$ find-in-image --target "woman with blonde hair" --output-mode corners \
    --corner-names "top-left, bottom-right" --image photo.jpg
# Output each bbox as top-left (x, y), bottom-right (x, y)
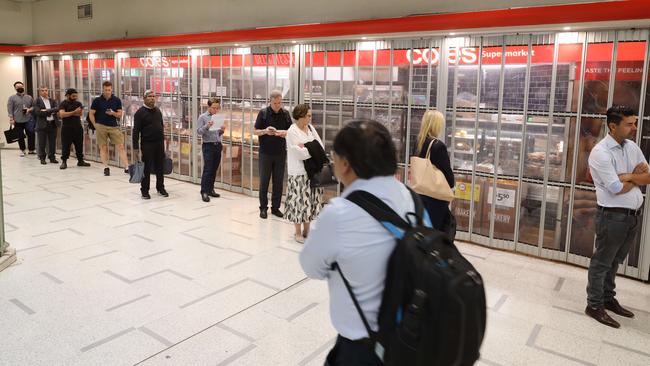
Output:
top-left (415, 109), bottom-right (455, 232)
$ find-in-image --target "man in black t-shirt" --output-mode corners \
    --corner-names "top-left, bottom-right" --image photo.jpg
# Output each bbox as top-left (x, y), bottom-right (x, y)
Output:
top-left (254, 90), bottom-right (292, 219)
top-left (58, 89), bottom-right (91, 169)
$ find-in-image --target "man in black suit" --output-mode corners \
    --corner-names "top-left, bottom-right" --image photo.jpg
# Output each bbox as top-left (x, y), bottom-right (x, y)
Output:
top-left (33, 86), bottom-right (59, 165)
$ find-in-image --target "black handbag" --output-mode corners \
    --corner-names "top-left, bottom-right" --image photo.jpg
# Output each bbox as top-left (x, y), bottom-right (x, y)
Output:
top-left (4, 126), bottom-right (25, 144)
top-left (310, 163), bottom-right (338, 188)
top-left (163, 153), bottom-right (173, 175)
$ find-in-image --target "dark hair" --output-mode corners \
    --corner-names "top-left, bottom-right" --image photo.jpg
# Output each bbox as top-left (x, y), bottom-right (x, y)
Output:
top-left (606, 105), bottom-right (636, 129)
top-left (13, 81), bottom-right (23, 87)
top-left (207, 98), bottom-right (221, 107)
top-left (102, 81), bottom-right (113, 88)
top-left (292, 104), bottom-right (310, 120)
top-left (333, 119), bottom-right (397, 179)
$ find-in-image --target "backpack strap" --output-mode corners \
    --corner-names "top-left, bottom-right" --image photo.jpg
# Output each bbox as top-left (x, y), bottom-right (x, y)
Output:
top-left (346, 190), bottom-right (411, 239)
top-left (330, 262), bottom-right (376, 342)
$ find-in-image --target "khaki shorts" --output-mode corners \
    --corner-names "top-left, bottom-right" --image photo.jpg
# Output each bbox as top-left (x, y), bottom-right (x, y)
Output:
top-left (95, 124), bottom-right (124, 146)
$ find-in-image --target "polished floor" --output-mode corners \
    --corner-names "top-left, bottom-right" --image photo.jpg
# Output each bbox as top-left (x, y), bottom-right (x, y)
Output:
top-left (0, 150), bottom-right (649, 366)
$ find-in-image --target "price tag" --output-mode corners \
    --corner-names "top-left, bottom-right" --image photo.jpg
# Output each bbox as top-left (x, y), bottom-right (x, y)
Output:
top-left (487, 187), bottom-right (516, 208)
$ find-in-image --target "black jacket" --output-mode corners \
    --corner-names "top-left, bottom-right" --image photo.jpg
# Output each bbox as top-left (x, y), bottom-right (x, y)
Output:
top-left (33, 97), bottom-right (60, 130)
top-left (304, 140), bottom-right (328, 180)
top-left (132, 106), bottom-right (164, 149)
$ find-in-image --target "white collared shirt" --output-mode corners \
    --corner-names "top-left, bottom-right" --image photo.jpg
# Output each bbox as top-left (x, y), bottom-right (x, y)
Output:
top-left (299, 175), bottom-right (415, 340)
top-left (286, 123), bottom-right (323, 176)
top-left (43, 98), bottom-right (54, 121)
top-left (588, 134), bottom-right (647, 209)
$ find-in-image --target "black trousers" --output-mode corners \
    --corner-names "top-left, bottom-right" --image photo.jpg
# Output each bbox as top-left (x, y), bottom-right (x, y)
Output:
top-left (201, 142), bottom-right (222, 194)
top-left (259, 151), bottom-right (286, 210)
top-left (61, 123), bottom-right (85, 160)
top-left (141, 141), bottom-right (165, 193)
top-left (325, 336), bottom-right (382, 366)
top-left (36, 123), bottom-right (57, 160)
top-left (14, 122), bottom-right (36, 152)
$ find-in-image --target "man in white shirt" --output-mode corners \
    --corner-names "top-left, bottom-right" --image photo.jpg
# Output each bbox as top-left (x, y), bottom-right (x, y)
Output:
top-left (586, 105), bottom-right (650, 328)
top-left (300, 120), bottom-right (411, 365)
top-left (33, 86), bottom-right (59, 165)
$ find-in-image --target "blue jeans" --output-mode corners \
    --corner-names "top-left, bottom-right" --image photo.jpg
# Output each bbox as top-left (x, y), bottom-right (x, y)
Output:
top-left (586, 209), bottom-right (639, 308)
top-left (201, 142), bottom-right (222, 194)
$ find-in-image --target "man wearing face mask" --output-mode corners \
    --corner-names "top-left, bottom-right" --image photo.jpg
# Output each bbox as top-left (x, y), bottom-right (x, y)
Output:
top-left (6, 81), bottom-right (35, 156)
top-left (58, 88), bottom-right (91, 169)
top-left (133, 90), bottom-right (168, 199)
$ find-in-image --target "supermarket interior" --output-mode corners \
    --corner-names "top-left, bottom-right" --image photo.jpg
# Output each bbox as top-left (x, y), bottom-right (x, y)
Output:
top-left (1, 0), bottom-right (650, 365)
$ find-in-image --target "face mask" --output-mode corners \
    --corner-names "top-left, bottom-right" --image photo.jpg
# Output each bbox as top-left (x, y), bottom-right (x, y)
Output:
top-left (16, 88), bottom-right (24, 94)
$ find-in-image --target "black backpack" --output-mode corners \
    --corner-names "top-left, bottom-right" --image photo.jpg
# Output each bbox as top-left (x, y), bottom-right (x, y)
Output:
top-left (332, 188), bottom-right (486, 366)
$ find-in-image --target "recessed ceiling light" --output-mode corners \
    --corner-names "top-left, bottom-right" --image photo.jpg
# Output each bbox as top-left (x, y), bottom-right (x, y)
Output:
top-left (292, 40), bottom-right (297, 44)
top-left (10, 53), bottom-right (14, 56)
top-left (563, 26), bottom-right (571, 31)
top-left (449, 32), bottom-right (456, 36)
top-left (37, 54), bottom-right (41, 56)
top-left (234, 44), bottom-right (240, 46)
top-left (361, 37), bottom-right (368, 40)
top-left (187, 46), bottom-right (192, 49)
top-left (84, 51), bottom-right (88, 54)
top-left (148, 48), bottom-right (152, 51)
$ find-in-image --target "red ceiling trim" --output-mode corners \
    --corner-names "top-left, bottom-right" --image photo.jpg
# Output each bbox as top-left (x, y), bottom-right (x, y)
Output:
top-left (0, 45), bottom-right (24, 53)
top-left (16, 0), bottom-right (650, 54)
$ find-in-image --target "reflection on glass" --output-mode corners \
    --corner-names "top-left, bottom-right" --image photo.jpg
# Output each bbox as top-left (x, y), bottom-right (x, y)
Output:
top-left (518, 182), bottom-right (543, 246)
top-left (569, 189), bottom-right (598, 257)
top-left (575, 118), bottom-right (606, 185)
top-left (451, 111), bottom-right (477, 171)
top-left (451, 174), bottom-right (474, 233)
top-left (541, 186), bottom-right (567, 251)
top-left (488, 179), bottom-right (519, 241)
top-left (472, 177), bottom-right (490, 238)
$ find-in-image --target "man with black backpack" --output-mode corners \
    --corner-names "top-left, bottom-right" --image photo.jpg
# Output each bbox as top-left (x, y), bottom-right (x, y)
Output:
top-left (300, 119), bottom-right (486, 366)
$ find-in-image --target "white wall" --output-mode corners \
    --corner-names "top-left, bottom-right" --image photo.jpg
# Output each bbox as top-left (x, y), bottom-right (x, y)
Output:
top-left (0, 56), bottom-right (25, 146)
top-left (0, 0), bottom-right (32, 44)
top-left (29, 0), bottom-right (609, 44)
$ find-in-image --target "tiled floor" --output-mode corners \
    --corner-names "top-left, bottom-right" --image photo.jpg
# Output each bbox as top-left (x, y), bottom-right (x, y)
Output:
top-left (1, 150), bottom-right (649, 366)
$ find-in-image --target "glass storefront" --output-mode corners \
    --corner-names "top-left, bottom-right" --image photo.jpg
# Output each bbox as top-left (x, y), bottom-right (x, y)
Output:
top-left (31, 29), bottom-right (650, 280)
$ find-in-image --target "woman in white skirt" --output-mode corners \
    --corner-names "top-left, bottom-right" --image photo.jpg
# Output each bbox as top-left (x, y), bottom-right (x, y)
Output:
top-left (285, 104), bottom-right (325, 243)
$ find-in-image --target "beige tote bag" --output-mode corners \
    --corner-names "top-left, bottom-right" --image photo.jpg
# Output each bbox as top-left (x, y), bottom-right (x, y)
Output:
top-left (408, 140), bottom-right (455, 202)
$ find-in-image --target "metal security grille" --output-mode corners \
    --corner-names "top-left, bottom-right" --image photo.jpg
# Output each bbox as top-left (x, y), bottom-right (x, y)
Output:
top-left (31, 29), bottom-right (650, 281)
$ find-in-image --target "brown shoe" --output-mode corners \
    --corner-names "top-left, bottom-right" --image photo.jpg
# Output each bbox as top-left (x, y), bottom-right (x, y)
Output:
top-left (605, 299), bottom-right (635, 318)
top-left (585, 306), bottom-right (620, 328)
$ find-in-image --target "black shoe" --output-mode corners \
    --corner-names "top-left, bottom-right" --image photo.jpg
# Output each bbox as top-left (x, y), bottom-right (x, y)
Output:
top-left (605, 299), bottom-right (635, 318)
top-left (124, 168), bottom-right (129, 174)
top-left (208, 190), bottom-right (220, 198)
top-left (260, 209), bottom-right (268, 219)
top-left (28, 151), bottom-right (36, 155)
top-left (50, 158), bottom-right (59, 164)
top-left (40, 159), bottom-right (47, 165)
top-left (157, 189), bottom-right (169, 197)
top-left (104, 167), bottom-right (110, 176)
top-left (585, 306), bottom-right (620, 328)
top-left (201, 193), bottom-right (210, 202)
top-left (60, 160), bottom-right (67, 170)
top-left (271, 209), bottom-right (284, 218)
top-left (77, 160), bottom-right (90, 167)
top-left (141, 191), bottom-right (151, 200)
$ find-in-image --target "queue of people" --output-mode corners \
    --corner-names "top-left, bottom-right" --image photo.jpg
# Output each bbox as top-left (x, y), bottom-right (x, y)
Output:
top-left (6, 79), bottom-right (649, 364)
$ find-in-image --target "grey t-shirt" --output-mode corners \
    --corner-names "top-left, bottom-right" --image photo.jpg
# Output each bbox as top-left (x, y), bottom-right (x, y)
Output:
top-left (7, 93), bottom-right (34, 123)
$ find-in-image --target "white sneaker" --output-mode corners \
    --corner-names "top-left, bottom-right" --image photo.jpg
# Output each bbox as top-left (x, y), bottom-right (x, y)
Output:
top-left (20, 151), bottom-right (26, 157)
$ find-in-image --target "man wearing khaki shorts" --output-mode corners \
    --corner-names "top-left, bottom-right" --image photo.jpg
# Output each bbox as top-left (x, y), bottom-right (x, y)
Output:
top-left (89, 81), bottom-right (129, 176)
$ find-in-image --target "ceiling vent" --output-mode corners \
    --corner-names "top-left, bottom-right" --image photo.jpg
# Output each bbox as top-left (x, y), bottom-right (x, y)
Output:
top-left (77, 4), bottom-right (92, 19)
